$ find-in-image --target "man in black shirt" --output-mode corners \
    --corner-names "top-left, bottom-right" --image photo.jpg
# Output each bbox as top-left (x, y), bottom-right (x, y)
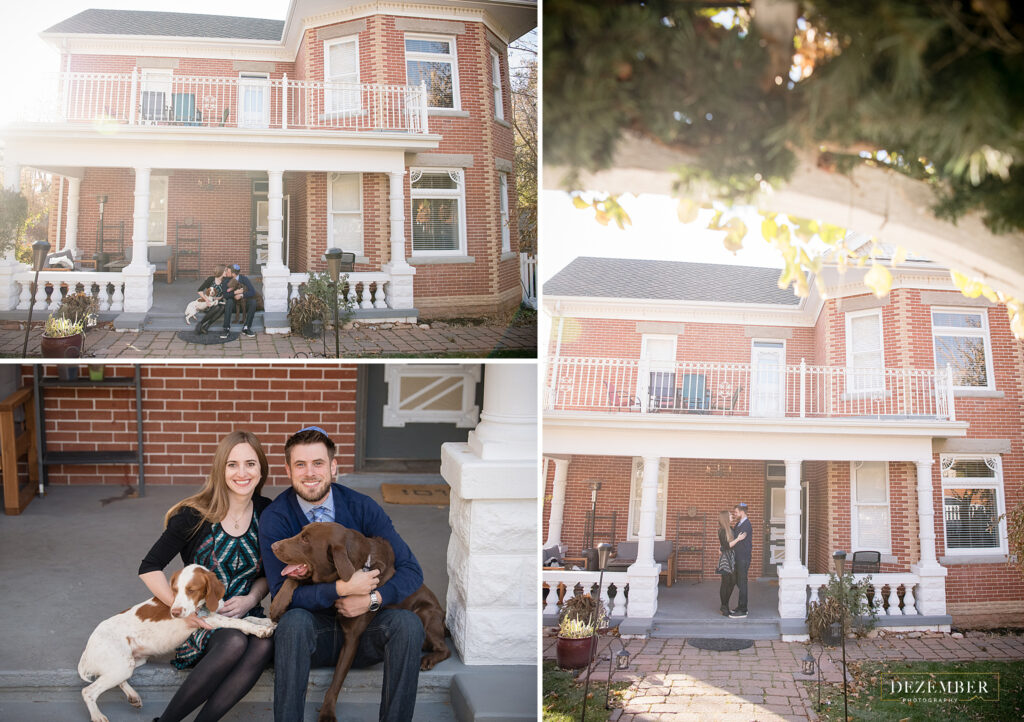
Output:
top-left (220, 263), bottom-right (259, 338)
top-left (730, 502), bottom-right (753, 618)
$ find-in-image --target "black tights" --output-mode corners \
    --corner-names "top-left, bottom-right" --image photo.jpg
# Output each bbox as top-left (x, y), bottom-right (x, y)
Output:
top-left (158, 628), bottom-right (273, 722)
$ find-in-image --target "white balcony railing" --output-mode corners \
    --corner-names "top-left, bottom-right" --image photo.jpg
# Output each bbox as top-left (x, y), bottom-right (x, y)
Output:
top-left (287, 272), bottom-right (393, 311)
top-left (15, 71), bottom-right (429, 134)
top-left (807, 573), bottom-right (922, 616)
top-left (542, 569), bottom-right (630, 619)
top-left (546, 357), bottom-right (956, 421)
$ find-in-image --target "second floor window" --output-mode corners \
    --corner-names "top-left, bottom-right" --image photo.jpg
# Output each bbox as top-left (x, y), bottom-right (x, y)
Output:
top-left (846, 308), bottom-right (885, 392)
top-left (932, 308), bottom-right (995, 390)
top-left (490, 47), bottom-right (504, 120)
top-left (329, 173), bottom-right (363, 256)
top-left (405, 35), bottom-right (459, 109)
top-left (411, 169), bottom-right (466, 255)
top-left (325, 37), bottom-right (360, 112)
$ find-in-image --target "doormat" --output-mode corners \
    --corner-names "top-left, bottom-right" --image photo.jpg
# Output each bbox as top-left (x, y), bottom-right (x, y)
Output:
top-left (686, 638), bottom-right (755, 651)
top-left (177, 330), bottom-right (239, 344)
top-left (380, 484), bottom-right (450, 505)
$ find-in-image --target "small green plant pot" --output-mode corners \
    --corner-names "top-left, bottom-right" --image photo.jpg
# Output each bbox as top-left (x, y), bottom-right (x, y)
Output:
top-left (88, 364), bottom-right (105, 381)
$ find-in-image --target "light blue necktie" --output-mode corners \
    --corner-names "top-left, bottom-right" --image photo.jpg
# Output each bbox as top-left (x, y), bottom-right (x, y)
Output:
top-left (309, 505), bottom-right (331, 523)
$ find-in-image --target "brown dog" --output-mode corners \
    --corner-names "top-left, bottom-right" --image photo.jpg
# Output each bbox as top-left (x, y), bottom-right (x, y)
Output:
top-left (268, 522), bottom-right (449, 721)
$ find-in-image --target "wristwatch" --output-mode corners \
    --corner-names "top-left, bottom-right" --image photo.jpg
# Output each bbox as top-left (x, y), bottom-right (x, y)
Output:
top-left (368, 591), bottom-right (381, 612)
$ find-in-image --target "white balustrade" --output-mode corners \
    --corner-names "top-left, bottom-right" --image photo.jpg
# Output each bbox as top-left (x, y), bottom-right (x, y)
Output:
top-left (806, 573), bottom-right (921, 616)
top-left (542, 570), bottom-right (630, 619)
top-left (546, 357), bottom-right (956, 421)
top-left (14, 272), bottom-right (125, 314)
top-left (287, 272), bottom-right (394, 311)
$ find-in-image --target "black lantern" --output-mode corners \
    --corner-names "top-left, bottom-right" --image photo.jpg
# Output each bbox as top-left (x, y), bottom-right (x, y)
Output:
top-left (604, 639), bottom-right (631, 709)
top-left (22, 239), bottom-right (51, 358)
top-left (801, 648), bottom-right (816, 676)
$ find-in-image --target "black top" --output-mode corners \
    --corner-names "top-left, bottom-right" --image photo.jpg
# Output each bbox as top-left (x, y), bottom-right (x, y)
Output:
top-left (139, 495), bottom-right (272, 574)
top-left (733, 516), bottom-right (753, 563)
top-left (718, 527), bottom-right (732, 553)
top-left (197, 276), bottom-right (223, 294)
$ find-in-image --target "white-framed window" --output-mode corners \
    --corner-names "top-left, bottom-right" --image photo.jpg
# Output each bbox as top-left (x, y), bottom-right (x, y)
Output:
top-left (941, 455), bottom-right (1007, 556)
top-left (405, 34), bottom-right (460, 109)
top-left (238, 72), bottom-right (270, 128)
top-left (628, 457), bottom-right (669, 540)
top-left (846, 308), bottom-right (885, 392)
top-left (499, 172), bottom-right (510, 253)
top-left (850, 461), bottom-right (891, 554)
top-left (324, 36), bottom-right (360, 112)
top-left (140, 69), bottom-right (172, 123)
top-left (931, 308), bottom-right (996, 390)
top-left (410, 168), bottom-right (466, 255)
top-left (489, 47), bottom-right (504, 120)
top-left (382, 364), bottom-right (480, 428)
top-left (639, 334), bottom-right (677, 409)
top-left (147, 175), bottom-right (168, 245)
top-left (328, 173), bottom-right (363, 256)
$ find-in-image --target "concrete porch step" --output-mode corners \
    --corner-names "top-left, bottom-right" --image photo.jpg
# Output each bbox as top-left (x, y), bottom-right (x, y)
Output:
top-left (650, 619), bottom-right (782, 639)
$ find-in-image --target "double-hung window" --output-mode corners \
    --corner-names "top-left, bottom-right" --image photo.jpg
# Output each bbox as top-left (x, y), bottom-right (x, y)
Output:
top-left (941, 456), bottom-right (1007, 556)
top-left (850, 461), bottom-right (891, 554)
top-left (931, 308), bottom-right (995, 390)
top-left (410, 169), bottom-right (466, 255)
top-left (846, 308), bottom-right (885, 393)
top-left (405, 35), bottom-right (459, 110)
top-left (628, 457), bottom-right (669, 540)
top-left (324, 36), bottom-right (360, 113)
top-left (490, 47), bottom-right (504, 120)
top-left (499, 172), bottom-right (511, 254)
top-left (328, 173), bottom-right (363, 256)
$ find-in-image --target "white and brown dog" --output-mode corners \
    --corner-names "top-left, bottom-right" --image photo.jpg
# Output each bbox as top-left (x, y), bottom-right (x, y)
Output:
top-left (78, 564), bottom-right (275, 722)
top-left (184, 286), bottom-right (223, 325)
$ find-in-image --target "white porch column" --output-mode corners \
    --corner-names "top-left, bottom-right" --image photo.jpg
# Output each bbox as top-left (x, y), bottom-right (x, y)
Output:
top-left (122, 167), bottom-right (153, 313)
top-left (261, 169), bottom-right (290, 321)
top-left (0, 161), bottom-right (24, 311)
top-left (381, 171), bottom-right (415, 310)
top-left (911, 457), bottom-right (948, 618)
top-left (777, 458), bottom-right (810, 627)
top-left (65, 177), bottom-right (81, 257)
top-left (543, 456), bottom-right (570, 549)
top-left (626, 456), bottom-right (661, 619)
top-left (440, 364), bottom-right (536, 665)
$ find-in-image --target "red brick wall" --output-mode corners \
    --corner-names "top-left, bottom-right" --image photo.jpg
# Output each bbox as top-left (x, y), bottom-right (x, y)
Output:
top-left (21, 364), bottom-right (357, 487)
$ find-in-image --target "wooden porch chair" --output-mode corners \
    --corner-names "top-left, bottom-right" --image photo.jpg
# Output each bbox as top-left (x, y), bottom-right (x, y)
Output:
top-left (1, 386), bottom-right (39, 515)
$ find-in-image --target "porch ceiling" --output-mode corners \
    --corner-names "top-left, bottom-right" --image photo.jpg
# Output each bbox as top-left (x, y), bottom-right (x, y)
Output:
top-left (543, 412), bottom-right (968, 461)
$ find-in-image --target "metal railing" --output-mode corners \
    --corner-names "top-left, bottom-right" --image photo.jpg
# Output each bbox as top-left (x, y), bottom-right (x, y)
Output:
top-left (546, 357), bottom-right (956, 421)
top-left (18, 71), bottom-right (429, 134)
top-left (520, 253), bottom-right (537, 309)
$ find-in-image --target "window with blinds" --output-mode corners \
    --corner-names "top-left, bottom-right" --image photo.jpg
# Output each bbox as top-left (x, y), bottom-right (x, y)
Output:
top-left (941, 456), bottom-right (1005, 554)
top-left (325, 37), bottom-right (360, 112)
top-left (405, 35), bottom-right (459, 109)
top-left (846, 309), bottom-right (885, 392)
top-left (932, 309), bottom-right (994, 389)
top-left (628, 457), bottom-right (668, 539)
top-left (328, 173), bottom-right (362, 255)
top-left (411, 170), bottom-right (465, 254)
top-left (851, 461), bottom-right (891, 553)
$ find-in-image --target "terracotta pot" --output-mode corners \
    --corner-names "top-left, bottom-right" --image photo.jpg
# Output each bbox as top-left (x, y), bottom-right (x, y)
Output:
top-left (556, 635), bottom-right (598, 670)
top-left (40, 333), bottom-right (84, 360)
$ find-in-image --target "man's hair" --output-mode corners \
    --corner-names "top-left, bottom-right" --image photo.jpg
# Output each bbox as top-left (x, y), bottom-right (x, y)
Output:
top-left (733, 503), bottom-right (748, 513)
top-left (284, 426), bottom-right (336, 465)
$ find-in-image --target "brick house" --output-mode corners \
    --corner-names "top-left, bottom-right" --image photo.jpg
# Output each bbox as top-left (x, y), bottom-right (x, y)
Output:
top-left (541, 255), bottom-right (1024, 639)
top-left (0, 1), bottom-right (535, 327)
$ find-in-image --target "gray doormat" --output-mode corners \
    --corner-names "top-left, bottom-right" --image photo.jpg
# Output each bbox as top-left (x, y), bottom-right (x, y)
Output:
top-left (686, 638), bottom-right (755, 651)
top-left (177, 330), bottom-right (239, 344)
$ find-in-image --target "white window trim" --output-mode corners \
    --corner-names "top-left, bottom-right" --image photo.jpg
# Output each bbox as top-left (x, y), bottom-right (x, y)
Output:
top-left (382, 364), bottom-right (480, 428)
top-left (148, 175), bottom-right (168, 246)
top-left (490, 47), bottom-right (504, 120)
top-left (499, 172), bottom-right (510, 254)
top-left (410, 167), bottom-right (467, 256)
top-left (638, 333), bottom-right (677, 409)
top-left (404, 33), bottom-right (461, 110)
top-left (324, 35), bottom-right (361, 114)
top-left (237, 71), bottom-right (270, 129)
top-left (327, 172), bottom-right (364, 257)
top-left (750, 339), bottom-right (786, 417)
top-left (627, 457), bottom-right (669, 540)
top-left (845, 308), bottom-right (886, 393)
top-left (931, 306), bottom-right (996, 391)
top-left (849, 461), bottom-right (892, 556)
top-left (940, 454), bottom-right (1008, 556)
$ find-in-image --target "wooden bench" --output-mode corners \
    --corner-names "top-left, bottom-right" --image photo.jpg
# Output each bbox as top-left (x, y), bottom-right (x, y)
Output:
top-left (1, 386), bottom-right (39, 515)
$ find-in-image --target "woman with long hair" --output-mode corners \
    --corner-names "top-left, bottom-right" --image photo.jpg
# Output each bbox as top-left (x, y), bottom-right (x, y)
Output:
top-left (139, 430), bottom-right (274, 721)
top-left (717, 510), bottom-right (748, 616)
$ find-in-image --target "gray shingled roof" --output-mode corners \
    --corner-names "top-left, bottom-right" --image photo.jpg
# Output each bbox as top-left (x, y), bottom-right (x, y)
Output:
top-left (44, 9), bottom-right (284, 41)
top-left (544, 257), bottom-right (802, 306)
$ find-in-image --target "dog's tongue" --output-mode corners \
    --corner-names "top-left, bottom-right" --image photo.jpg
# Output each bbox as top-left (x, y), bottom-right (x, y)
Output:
top-left (281, 564), bottom-right (307, 578)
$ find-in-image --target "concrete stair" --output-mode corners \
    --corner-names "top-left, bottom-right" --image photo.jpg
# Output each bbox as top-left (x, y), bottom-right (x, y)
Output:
top-left (650, 617), bottom-right (781, 639)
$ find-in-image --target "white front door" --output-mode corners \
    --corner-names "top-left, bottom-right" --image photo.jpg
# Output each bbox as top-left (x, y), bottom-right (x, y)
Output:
top-left (639, 335), bottom-right (676, 411)
top-left (751, 340), bottom-right (785, 416)
top-left (238, 73), bottom-right (270, 128)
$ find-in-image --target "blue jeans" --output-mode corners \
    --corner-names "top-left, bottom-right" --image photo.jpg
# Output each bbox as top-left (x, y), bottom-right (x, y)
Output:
top-left (734, 556), bottom-right (750, 613)
top-left (273, 607), bottom-right (424, 722)
top-left (222, 295), bottom-right (256, 331)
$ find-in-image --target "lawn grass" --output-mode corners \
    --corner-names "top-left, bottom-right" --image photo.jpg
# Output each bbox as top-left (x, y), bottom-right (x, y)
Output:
top-left (542, 660), bottom-right (630, 722)
top-left (808, 659), bottom-right (1024, 721)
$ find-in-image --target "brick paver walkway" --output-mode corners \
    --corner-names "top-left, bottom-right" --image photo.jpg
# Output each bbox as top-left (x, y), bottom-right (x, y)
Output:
top-left (0, 321), bottom-right (536, 359)
top-left (543, 631), bottom-right (1024, 721)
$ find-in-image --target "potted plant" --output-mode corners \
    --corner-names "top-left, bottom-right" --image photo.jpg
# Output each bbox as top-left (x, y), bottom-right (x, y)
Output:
top-left (555, 594), bottom-right (607, 670)
top-left (806, 571), bottom-right (878, 646)
top-left (287, 292), bottom-right (330, 339)
top-left (40, 291), bottom-right (99, 377)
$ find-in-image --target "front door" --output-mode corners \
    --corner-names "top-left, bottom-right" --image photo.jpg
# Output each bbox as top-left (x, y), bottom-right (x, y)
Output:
top-left (238, 73), bottom-right (270, 128)
top-left (751, 340), bottom-right (785, 417)
top-left (763, 461), bottom-right (808, 577)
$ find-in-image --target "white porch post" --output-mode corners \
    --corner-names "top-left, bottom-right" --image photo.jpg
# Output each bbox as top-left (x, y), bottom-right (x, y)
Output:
top-left (777, 458), bottom-right (809, 626)
top-left (0, 161), bottom-right (24, 311)
top-left (65, 177), bottom-right (81, 257)
top-left (440, 364), bottom-right (536, 664)
top-left (261, 169), bottom-right (290, 320)
top-left (626, 456), bottom-right (661, 619)
top-left (122, 166), bottom-right (153, 313)
top-left (543, 457), bottom-right (570, 550)
top-left (381, 170), bottom-right (415, 311)
top-left (911, 457), bottom-right (948, 618)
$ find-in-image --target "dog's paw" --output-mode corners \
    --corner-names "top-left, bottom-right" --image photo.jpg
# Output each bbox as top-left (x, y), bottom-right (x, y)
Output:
top-left (127, 693), bottom-right (142, 708)
top-left (316, 710), bottom-right (337, 722)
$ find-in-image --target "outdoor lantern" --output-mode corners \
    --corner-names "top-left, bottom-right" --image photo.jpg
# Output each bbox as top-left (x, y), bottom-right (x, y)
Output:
top-left (605, 640), bottom-right (631, 710)
top-left (615, 647), bottom-right (630, 671)
top-left (801, 649), bottom-right (816, 676)
top-left (595, 542), bottom-right (613, 571)
top-left (31, 239), bottom-right (50, 271)
top-left (833, 550), bottom-right (847, 577)
top-left (22, 239), bottom-right (51, 358)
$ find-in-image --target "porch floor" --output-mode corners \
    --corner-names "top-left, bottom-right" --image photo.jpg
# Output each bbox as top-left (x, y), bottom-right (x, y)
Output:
top-left (649, 578), bottom-right (782, 639)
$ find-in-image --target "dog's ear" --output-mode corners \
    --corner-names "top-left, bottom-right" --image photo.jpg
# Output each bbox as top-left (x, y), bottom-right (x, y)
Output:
top-left (369, 537), bottom-right (396, 586)
top-left (328, 526), bottom-right (369, 582)
top-left (169, 568), bottom-right (182, 597)
top-left (203, 569), bottom-right (226, 612)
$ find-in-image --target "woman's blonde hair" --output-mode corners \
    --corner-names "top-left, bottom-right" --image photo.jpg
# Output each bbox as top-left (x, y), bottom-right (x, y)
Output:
top-left (718, 510), bottom-right (734, 543)
top-left (165, 430), bottom-right (269, 529)
top-left (211, 263), bottom-right (226, 279)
